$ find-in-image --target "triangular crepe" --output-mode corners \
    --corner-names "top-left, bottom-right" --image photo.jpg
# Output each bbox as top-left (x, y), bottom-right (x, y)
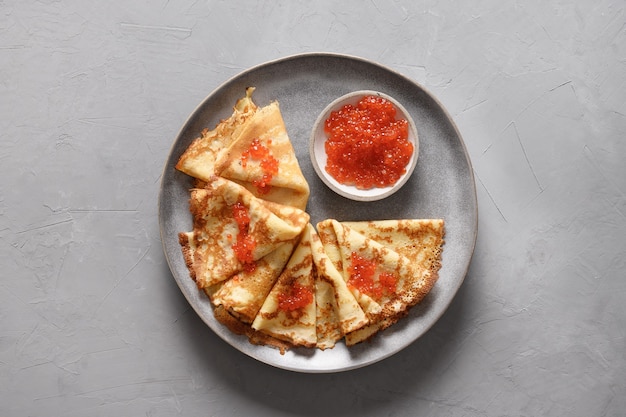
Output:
top-left (310, 224), bottom-right (368, 349)
top-left (337, 219), bottom-right (445, 345)
top-left (341, 219), bottom-right (445, 270)
top-left (179, 176), bottom-right (309, 289)
top-left (316, 219), bottom-right (444, 346)
top-left (316, 221), bottom-right (383, 319)
top-left (214, 101), bottom-right (310, 210)
top-left (208, 238), bottom-right (299, 324)
top-left (176, 88), bottom-right (310, 210)
top-left (252, 224), bottom-right (317, 348)
top-left (176, 87), bottom-right (258, 182)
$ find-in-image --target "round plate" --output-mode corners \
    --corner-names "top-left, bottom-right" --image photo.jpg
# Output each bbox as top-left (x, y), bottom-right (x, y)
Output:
top-left (159, 52), bottom-right (477, 373)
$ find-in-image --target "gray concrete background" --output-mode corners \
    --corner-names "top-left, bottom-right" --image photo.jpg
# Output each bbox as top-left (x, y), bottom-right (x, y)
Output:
top-left (1, 1), bottom-right (625, 416)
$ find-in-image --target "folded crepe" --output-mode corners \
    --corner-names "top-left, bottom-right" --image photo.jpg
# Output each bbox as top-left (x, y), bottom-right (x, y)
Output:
top-left (310, 224), bottom-right (368, 350)
top-left (179, 176), bottom-right (309, 289)
top-left (176, 87), bottom-right (258, 182)
top-left (208, 238), bottom-right (299, 324)
top-left (176, 88), bottom-right (310, 210)
top-left (341, 219), bottom-right (445, 270)
top-left (316, 219), bottom-right (444, 346)
top-left (252, 224), bottom-right (317, 348)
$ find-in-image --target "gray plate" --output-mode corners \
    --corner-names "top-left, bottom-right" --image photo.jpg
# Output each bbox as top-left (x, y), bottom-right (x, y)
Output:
top-left (158, 52), bottom-right (477, 373)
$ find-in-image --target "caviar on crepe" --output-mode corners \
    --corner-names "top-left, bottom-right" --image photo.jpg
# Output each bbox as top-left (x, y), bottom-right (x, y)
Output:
top-left (231, 202), bottom-right (256, 272)
top-left (241, 138), bottom-right (279, 195)
top-left (348, 252), bottom-right (397, 300)
top-left (278, 282), bottom-right (314, 311)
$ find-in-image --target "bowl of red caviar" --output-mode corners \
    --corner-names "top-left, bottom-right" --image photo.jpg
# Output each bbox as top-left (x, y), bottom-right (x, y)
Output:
top-left (309, 90), bottom-right (419, 201)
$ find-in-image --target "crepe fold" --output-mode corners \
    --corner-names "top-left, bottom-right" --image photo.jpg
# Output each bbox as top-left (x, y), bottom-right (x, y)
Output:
top-left (176, 88), bottom-right (310, 210)
top-left (316, 219), bottom-right (444, 345)
top-left (179, 176), bottom-right (309, 289)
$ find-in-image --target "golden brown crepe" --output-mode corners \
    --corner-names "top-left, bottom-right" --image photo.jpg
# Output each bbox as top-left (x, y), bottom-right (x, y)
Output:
top-left (310, 224), bottom-right (368, 349)
top-left (342, 219), bottom-right (445, 270)
top-left (252, 224), bottom-right (317, 348)
top-left (208, 238), bottom-right (299, 324)
top-left (179, 176), bottom-right (309, 289)
top-left (316, 219), bottom-right (444, 346)
top-left (214, 101), bottom-right (310, 210)
top-left (176, 88), bottom-right (258, 182)
top-left (315, 220), bottom-right (383, 319)
top-left (176, 88), bottom-right (310, 210)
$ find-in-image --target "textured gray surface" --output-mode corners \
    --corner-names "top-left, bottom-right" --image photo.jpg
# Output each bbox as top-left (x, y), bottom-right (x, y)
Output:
top-left (1, 1), bottom-right (625, 416)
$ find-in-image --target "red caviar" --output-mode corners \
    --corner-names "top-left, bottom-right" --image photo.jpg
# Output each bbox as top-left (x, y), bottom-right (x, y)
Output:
top-left (231, 202), bottom-right (256, 272)
top-left (378, 271), bottom-right (398, 296)
top-left (241, 138), bottom-right (279, 195)
top-left (348, 252), bottom-right (397, 299)
top-left (278, 282), bottom-right (314, 311)
top-left (324, 95), bottom-right (413, 189)
top-left (232, 202), bottom-right (250, 234)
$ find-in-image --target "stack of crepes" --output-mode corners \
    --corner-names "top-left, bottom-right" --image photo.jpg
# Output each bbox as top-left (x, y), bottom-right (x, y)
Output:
top-left (176, 88), bottom-right (445, 353)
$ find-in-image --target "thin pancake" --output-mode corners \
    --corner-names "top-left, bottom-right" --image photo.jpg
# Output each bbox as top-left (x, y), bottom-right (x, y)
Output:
top-left (342, 219), bottom-right (445, 271)
top-left (316, 220), bottom-right (382, 319)
top-left (316, 219), bottom-right (444, 346)
top-left (330, 219), bottom-right (445, 346)
top-left (176, 87), bottom-right (258, 182)
top-left (252, 224), bottom-right (317, 348)
top-left (209, 238), bottom-right (299, 324)
top-left (179, 176), bottom-right (309, 288)
top-left (215, 101), bottom-right (310, 210)
top-left (310, 224), bottom-right (368, 349)
top-left (176, 88), bottom-right (309, 210)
